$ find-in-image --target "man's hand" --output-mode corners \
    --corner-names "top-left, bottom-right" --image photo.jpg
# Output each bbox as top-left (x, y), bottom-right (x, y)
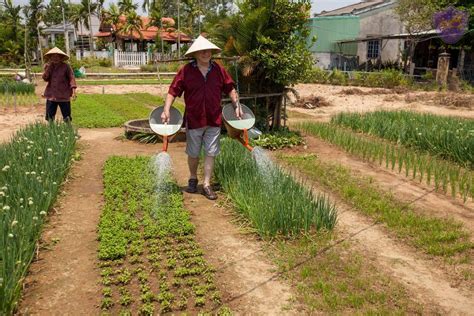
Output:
top-left (161, 109), bottom-right (170, 124)
top-left (235, 107), bottom-right (243, 119)
top-left (234, 102), bottom-right (243, 119)
top-left (71, 88), bottom-right (77, 101)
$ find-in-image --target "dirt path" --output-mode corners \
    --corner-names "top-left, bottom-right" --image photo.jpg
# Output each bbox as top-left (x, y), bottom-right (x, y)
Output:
top-left (0, 106), bottom-right (43, 143)
top-left (336, 204), bottom-right (473, 315)
top-left (19, 128), bottom-right (295, 315)
top-left (171, 155), bottom-right (296, 314)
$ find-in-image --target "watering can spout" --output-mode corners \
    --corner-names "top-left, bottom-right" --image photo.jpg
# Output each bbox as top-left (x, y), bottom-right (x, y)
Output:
top-left (149, 106), bottom-right (183, 152)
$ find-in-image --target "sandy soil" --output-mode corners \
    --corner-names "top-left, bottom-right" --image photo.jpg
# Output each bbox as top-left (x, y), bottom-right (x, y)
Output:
top-left (293, 84), bottom-right (474, 121)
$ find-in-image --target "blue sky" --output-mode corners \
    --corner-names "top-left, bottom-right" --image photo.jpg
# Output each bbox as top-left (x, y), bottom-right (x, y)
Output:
top-left (12, 0), bottom-right (361, 16)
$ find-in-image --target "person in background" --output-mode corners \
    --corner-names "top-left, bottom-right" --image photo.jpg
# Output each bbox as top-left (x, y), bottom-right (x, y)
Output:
top-left (42, 47), bottom-right (77, 122)
top-left (161, 35), bottom-right (242, 200)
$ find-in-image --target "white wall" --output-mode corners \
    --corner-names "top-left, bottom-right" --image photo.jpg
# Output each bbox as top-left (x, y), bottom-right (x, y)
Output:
top-left (357, 7), bottom-right (404, 64)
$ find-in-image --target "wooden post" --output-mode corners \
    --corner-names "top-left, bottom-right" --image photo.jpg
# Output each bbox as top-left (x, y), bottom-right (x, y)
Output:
top-left (436, 52), bottom-right (450, 86)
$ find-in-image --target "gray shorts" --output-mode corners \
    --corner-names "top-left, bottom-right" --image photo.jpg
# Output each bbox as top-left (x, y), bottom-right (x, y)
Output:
top-left (186, 126), bottom-right (221, 158)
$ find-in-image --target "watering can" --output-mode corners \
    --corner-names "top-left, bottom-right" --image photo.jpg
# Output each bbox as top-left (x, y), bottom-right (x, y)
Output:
top-left (149, 106), bottom-right (183, 152)
top-left (222, 103), bottom-right (258, 151)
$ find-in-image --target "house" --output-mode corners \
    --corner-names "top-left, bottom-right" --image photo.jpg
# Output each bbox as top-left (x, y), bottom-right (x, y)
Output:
top-left (309, 0), bottom-right (404, 69)
top-left (95, 16), bottom-right (192, 53)
top-left (40, 22), bottom-right (76, 53)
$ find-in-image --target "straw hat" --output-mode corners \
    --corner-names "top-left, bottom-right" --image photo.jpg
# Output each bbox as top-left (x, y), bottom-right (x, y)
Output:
top-left (44, 47), bottom-right (69, 61)
top-left (184, 35), bottom-right (221, 57)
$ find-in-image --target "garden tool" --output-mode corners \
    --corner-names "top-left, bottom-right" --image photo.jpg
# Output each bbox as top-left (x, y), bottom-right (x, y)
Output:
top-left (222, 102), bottom-right (256, 151)
top-left (149, 106), bottom-right (183, 152)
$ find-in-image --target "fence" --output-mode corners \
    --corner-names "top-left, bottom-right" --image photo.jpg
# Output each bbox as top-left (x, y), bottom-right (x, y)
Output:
top-left (114, 51), bottom-right (151, 67)
top-left (76, 50), bottom-right (111, 60)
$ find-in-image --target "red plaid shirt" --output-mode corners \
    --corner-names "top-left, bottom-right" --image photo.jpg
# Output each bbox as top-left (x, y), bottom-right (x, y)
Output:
top-left (168, 61), bottom-right (235, 129)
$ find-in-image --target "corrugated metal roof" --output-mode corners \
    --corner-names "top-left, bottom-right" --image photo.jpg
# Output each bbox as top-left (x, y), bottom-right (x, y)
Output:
top-left (317, 0), bottom-right (386, 17)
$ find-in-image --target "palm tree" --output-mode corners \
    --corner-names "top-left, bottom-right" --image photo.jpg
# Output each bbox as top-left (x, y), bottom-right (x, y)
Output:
top-left (121, 10), bottom-right (142, 51)
top-left (147, 5), bottom-right (166, 56)
top-left (182, 0), bottom-right (202, 36)
top-left (25, 0), bottom-right (45, 64)
top-left (118, 0), bottom-right (138, 14)
top-left (100, 3), bottom-right (121, 48)
top-left (2, 0), bottom-right (22, 43)
top-left (70, 5), bottom-right (87, 57)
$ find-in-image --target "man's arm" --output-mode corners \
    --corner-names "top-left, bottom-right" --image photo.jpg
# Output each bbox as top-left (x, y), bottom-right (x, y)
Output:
top-left (229, 88), bottom-right (242, 118)
top-left (161, 93), bottom-right (176, 123)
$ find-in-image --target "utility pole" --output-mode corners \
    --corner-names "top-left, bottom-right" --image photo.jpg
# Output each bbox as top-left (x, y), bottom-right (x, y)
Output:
top-left (60, 1), bottom-right (70, 56)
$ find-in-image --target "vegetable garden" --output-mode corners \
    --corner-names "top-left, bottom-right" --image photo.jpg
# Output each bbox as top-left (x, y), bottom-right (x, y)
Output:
top-left (1, 86), bottom-right (473, 314)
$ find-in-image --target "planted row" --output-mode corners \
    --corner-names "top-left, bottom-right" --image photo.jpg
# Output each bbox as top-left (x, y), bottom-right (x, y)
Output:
top-left (0, 80), bottom-right (35, 95)
top-left (279, 154), bottom-right (473, 258)
top-left (296, 121), bottom-right (474, 201)
top-left (73, 93), bottom-right (164, 128)
top-left (0, 122), bottom-right (77, 314)
top-left (98, 156), bottom-right (229, 314)
top-left (214, 139), bottom-right (337, 236)
top-left (332, 111), bottom-right (474, 168)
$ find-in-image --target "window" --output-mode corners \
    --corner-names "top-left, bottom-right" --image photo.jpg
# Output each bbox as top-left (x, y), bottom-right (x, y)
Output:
top-left (367, 40), bottom-right (380, 59)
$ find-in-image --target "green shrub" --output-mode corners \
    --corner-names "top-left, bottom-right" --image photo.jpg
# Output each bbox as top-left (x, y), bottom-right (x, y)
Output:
top-left (251, 128), bottom-right (305, 150)
top-left (305, 67), bottom-right (329, 83)
top-left (328, 69), bottom-right (347, 85)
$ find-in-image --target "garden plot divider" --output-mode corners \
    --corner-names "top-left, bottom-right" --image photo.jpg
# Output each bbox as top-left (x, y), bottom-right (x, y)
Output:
top-left (0, 122), bottom-right (77, 314)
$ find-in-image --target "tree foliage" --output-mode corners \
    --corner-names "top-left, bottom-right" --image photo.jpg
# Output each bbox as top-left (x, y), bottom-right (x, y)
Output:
top-left (396, 0), bottom-right (473, 46)
top-left (208, 0), bottom-right (314, 92)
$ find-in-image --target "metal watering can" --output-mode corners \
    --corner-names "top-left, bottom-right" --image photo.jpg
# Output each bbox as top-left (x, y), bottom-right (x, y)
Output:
top-left (222, 103), bottom-right (260, 151)
top-left (149, 106), bottom-right (183, 152)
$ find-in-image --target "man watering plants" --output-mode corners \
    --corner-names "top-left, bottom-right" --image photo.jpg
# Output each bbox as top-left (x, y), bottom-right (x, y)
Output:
top-left (161, 35), bottom-right (242, 200)
top-left (42, 47), bottom-right (77, 122)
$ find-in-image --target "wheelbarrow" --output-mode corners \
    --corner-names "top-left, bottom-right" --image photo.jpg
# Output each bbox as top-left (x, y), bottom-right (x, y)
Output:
top-left (222, 103), bottom-right (259, 151)
top-left (149, 106), bottom-right (183, 152)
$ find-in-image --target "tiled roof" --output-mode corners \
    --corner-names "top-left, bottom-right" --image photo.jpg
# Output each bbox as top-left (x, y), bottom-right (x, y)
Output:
top-left (96, 15), bottom-right (191, 42)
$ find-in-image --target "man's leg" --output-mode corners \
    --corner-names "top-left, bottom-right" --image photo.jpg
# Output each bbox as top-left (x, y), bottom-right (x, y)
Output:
top-left (188, 156), bottom-right (199, 180)
top-left (201, 127), bottom-right (220, 200)
top-left (185, 127), bottom-right (204, 193)
top-left (203, 155), bottom-right (215, 187)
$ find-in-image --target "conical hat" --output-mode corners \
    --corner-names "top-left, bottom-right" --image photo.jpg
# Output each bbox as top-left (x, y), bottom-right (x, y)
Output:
top-left (184, 35), bottom-right (221, 57)
top-left (44, 47), bottom-right (69, 60)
